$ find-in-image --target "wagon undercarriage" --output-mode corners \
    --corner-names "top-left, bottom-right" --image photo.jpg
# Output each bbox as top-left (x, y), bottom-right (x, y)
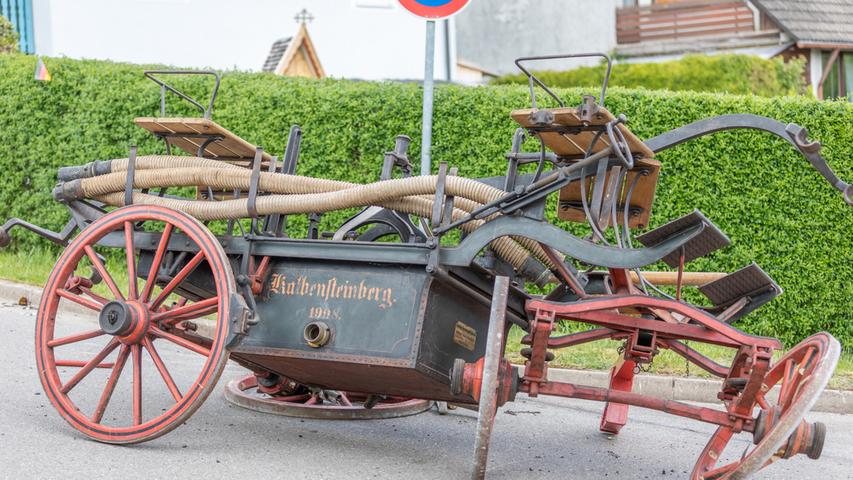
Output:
top-left (5, 57), bottom-right (851, 479)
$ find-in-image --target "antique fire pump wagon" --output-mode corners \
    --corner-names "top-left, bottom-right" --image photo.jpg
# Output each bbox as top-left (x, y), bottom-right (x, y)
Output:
top-left (4, 54), bottom-right (851, 479)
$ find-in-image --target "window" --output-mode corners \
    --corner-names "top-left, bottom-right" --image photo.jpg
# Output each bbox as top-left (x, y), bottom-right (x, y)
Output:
top-left (821, 51), bottom-right (853, 101)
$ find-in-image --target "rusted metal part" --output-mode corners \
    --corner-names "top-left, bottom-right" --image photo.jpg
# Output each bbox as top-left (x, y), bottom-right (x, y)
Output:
top-left (538, 242), bottom-right (586, 297)
top-left (527, 295), bottom-right (782, 350)
top-left (471, 276), bottom-right (510, 480)
top-left (521, 308), bottom-right (555, 398)
top-left (523, 327), bottom-right (628, 350)
top-left (250, 256), bottom-right (272, 295)
top-left (523, 380), bottom-right (747, 433)
top-left (659, 339), bottom-right (729, 378)
top-left (599, 356), bottom-right (636, 434)
top-left (224, 374), bottom-right (433, 420)
top-left (452, 355), bottom-right (517, 407)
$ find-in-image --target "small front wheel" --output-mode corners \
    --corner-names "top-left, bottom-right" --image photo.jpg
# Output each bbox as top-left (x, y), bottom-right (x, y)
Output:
top-left (691, 332), bottom-right (839, 479)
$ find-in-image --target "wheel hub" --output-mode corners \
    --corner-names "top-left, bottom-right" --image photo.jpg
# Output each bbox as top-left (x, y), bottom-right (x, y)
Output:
top-left (754, 404), bottom-right (827, 460)
top-left (98, 300), bottom-right (150, 344)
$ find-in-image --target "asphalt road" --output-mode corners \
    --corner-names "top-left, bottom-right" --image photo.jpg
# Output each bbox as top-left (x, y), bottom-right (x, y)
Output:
top-left (1, 302), bottom-right (851, 480)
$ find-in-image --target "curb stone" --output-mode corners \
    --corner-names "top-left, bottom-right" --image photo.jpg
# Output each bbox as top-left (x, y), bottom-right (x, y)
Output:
top-left (1, 278), bottom-right (849, 414)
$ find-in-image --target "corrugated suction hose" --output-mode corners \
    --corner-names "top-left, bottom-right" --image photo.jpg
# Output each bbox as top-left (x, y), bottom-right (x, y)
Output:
top-left (61, 156), bottom-right (558, 283)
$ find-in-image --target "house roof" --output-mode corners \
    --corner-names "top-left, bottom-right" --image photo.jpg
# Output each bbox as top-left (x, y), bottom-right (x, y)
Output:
top-left (752, 0), bottom-right (853, 48)
top-left (262, 37), bottom-right (293, 73)
top-left (261, 23), bottom-right (325, 78)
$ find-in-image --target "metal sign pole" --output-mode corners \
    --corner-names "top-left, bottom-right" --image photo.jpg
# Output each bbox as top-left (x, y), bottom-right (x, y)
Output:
top-left (420, 20), bottom-right (436, 176)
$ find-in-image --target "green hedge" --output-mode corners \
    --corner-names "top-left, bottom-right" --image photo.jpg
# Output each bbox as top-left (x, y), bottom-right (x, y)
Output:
top-left (493, 54), bottom-right (807, 97)
top-left (0, 54), bottom-right (851, 348)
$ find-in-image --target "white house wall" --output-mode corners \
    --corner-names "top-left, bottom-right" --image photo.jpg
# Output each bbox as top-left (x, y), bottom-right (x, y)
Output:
top-left (454, 0), bottom-right (619, 76)
top-left (30, 0), bottom-right (453, 80)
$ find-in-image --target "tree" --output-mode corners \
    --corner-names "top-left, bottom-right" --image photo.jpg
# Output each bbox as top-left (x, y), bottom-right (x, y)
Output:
top-left (0, 14), bottom-right (19, 54)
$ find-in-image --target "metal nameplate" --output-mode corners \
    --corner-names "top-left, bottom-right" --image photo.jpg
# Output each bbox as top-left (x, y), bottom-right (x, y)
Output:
top-left (453, 321), bottom-right (477, 351)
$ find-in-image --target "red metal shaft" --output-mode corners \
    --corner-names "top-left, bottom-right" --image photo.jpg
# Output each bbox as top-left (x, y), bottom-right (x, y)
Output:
top-left (522, 380), bottom-right (751, 433)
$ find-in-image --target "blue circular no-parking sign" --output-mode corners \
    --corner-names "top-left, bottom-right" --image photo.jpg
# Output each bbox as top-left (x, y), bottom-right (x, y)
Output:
top-left (398, 0), bottom-right (471, 19)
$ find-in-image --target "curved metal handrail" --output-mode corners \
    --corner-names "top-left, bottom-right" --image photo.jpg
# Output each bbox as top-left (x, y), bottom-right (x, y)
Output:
top-left (143, 70), bottom-right (221, 119)
top-left (441, 215), bottom-right (704, 270)
top-left (514, 53), bottom-right (613, 109)
top-left (644, 114), bottom-right (852, 206)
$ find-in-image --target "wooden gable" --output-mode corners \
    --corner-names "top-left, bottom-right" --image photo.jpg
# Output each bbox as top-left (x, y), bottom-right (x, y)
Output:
top-left (274, 24), bottom-right (325, 79)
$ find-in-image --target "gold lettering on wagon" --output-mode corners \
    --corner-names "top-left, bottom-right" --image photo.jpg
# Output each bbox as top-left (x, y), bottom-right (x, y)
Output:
top-left (453, 321), bottom-right (477, 351)
top-left (268, 273), bottom-right (397, 309)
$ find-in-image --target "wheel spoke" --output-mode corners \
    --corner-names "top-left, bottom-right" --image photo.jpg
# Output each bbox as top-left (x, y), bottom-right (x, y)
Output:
top-left (80, 286), bottom-right (110, 306)
top-left (168, 306), bottom-right (219, 324)
top-left (780, 346), bottom-right (814, 410)
top-left (149, 326), bottom-right (211, 357)
top-left (56, 289), bottom-right (104, 312)
top-left (777, 359), bottom-right (795, 408)
top-left (125, 221), bottom-right (139, 300)
top-left (140, 223), bottom-right (173, 303)
top-left (150, 250), bottom-right (206, 311)
top-left (47, 328), bottom-right (104, 348)
top-left (151, 296), bottom-right (219, 324)
top-left (91, 345), bottom-right (131, 423)
top-left (702, 462), bottom-right (737, 479)
top-left (55, 360), bottom-right (114, 368)
top-left (84, 245), bottom-right (125, 301)
top-left (132, 344), bottom-right (142, 425)
top-left (143, 337), bottom-right (182, 402)
top-left (60, 338), bottom-right (121, 394)
top-left (799, 345), bottom-right (818, 371)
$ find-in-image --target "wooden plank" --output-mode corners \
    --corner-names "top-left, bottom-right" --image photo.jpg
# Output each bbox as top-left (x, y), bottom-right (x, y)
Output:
top-left (615, 1), bottom-right (754, 44)
top-left (634, 25), bottom-right (754, 42)
top-left (622, 12), bottom-right (755, 30)
top-left (510, 107), bottom-right (656, 162)
top-left (148, 119), bottom-right (240, 158)
top-left (619, 8), bottom-right (753, 26)
top-left (557, 158), bottom-right (660, 229)
top-left (618, 1), bottom-right (747, 17)
top-left (134, 117), bottom-right (273, 162)
top-left (134, 118), bottom-right (217, 159)
top-left (630, 17), bottom-right (755, 35)
top-left (149, 119), bottom-right (244, 159)
top-left (630, 271), bottom-right (727, 286)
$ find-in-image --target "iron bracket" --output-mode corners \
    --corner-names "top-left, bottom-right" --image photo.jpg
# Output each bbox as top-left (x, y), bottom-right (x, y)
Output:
top-left (431, 162), bottom-right (449, 229)
top-left (225, 291), bottom-right (253, 349)
top-left (0, 217), bottom-right (77, 248)
top-left (124, 146), bottom-right (137, 206)
top-left (246, 147), bottom-right (263, 221)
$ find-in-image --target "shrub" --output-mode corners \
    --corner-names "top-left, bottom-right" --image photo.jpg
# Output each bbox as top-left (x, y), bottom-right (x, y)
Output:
top-left (0, 54), bottom-right (850, 348)
top-left (0, 15), bottom-right (18, 54)
top-left (492, 54), bottom-right (807, 97)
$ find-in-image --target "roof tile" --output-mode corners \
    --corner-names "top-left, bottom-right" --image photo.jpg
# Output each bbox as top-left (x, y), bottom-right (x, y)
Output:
top-left (753, 0), bottom-right (853, 45)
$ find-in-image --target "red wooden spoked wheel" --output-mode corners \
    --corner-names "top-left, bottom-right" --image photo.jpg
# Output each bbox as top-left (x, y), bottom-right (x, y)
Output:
top-left (691, 332), bottom-right (840, 480)
top-left (35, 205), bottom-right (235, 444)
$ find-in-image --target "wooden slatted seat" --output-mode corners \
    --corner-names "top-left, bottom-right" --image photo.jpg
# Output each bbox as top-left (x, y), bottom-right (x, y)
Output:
top-left (511, 107), bottom-right (659, 229)
top-left (510, 107), bottom-right (655, 160)
top-left (134, 117), bottom-right (273, 165)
